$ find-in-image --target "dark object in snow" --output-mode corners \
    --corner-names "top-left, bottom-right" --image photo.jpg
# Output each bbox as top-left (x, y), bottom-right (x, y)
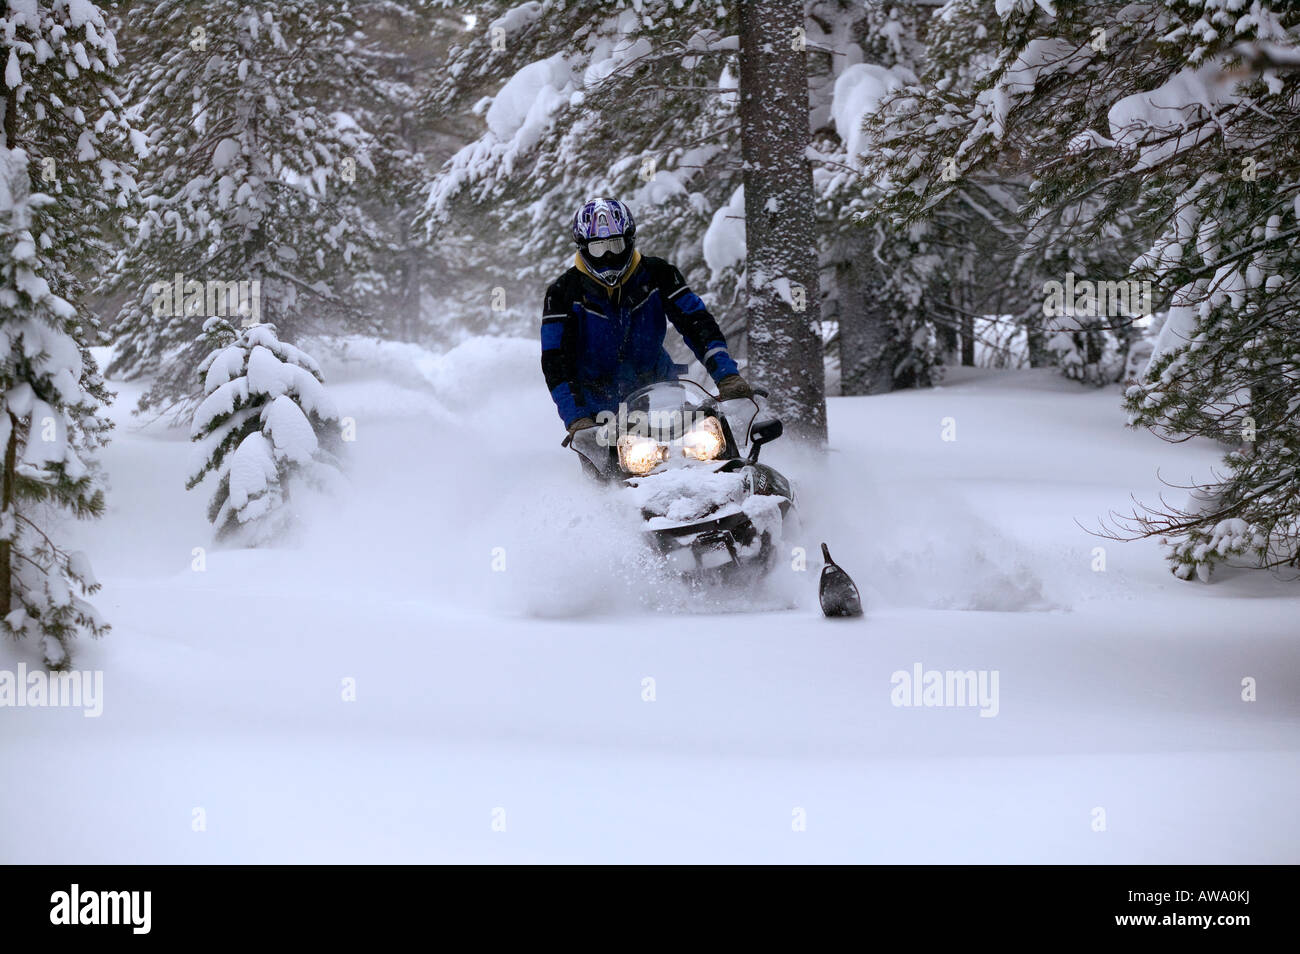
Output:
top-left (819, 543), bottom-right (863, 618)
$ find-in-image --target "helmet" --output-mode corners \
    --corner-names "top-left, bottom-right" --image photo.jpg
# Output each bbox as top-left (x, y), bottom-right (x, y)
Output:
top-left (572, 197), bottom-right (637, 286)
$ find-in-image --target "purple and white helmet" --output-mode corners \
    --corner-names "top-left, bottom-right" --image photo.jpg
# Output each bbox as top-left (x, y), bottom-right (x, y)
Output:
top-left (572, 197), bottom-right (636, 245)
top-left (572, 197), bottom-right (637, 285)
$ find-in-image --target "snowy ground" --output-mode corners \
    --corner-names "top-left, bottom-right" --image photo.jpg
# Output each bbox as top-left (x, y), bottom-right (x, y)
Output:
top-left (2, 340), bottom-right (1297, 863)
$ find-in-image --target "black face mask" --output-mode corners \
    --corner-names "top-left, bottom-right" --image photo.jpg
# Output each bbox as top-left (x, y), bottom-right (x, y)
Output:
top-left (582, 239), bottom-right (634, 285)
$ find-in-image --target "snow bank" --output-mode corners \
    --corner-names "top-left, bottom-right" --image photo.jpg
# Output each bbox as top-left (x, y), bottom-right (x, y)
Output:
top-left (309, 334), bottom-right (537, 414)
top-left (10, 351), bottom-right (1299, 863)
top-left (419, 337), bottom-right (539, 410)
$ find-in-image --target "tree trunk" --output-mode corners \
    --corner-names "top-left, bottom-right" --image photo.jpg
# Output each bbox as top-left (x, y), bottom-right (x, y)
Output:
top-left (1, 66), bottom-right (15, 620)
top-left (1026, 314), bottom-right (1051, 367)
top-left (934, 282), bottom-right (959, 366)
top-left (960, 314), bottom-right (976, 366)
top-left (1, 45), bottom-right (14, 147)
top-left (838, 254), bottom-right (896, 395)
top-left (738, 0), bottom-right (827, 444)
top-left (0, 416), bottom-right (15, 621)
top-left (954, 264), bottom-right (977, 367)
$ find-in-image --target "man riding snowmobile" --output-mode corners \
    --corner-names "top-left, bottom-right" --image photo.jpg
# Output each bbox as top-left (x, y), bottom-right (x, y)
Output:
top-left (540, 197), bottom-right (752, 442)
top-left (538, 198), bottom-right (864, 617)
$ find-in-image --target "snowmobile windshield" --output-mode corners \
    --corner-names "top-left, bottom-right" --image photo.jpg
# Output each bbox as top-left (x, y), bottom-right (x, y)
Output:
top-left (620, 379), bottom-right (759, 450)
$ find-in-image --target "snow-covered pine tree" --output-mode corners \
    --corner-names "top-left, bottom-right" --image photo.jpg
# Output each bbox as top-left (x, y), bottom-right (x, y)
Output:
top-left (4, 0), bottom-right (141, 315)
top-left (423, 1), bottom-right (970, 404)
top-left (107, 0), bottom-right (393, 415)
top-left (187, 319), bottom-right (342, 545)
top-left (420, 0), bottom-right (750, 342)
top-left (0, 149), bottom-right (110, 668)
top-left (0, 0), bottom-right (133, 667)
top-left (866, 0), bottom-right (1300, 578)
top-left (829, 20), bottom-right (1051, 347)
top-left (316, 1), bottom-right (446, 343)
top-left (846, 0), bottom-right (1149, 385)
top-left (810, 0), bottom-right (952, 393)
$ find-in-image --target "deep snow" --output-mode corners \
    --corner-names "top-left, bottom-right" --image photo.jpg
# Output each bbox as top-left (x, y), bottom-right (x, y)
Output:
top-left (1, 342), bottom-right (1296, 863)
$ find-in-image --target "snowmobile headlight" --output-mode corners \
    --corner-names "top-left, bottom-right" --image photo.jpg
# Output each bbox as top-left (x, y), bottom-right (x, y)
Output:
top-left (618, 435), bottom-right (667, 475)
top-left (682, 416), bottom-right (725, 461)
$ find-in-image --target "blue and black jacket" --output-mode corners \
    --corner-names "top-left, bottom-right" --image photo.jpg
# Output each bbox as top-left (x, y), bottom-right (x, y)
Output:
top-left (541, 250), bottom-right (739, 427)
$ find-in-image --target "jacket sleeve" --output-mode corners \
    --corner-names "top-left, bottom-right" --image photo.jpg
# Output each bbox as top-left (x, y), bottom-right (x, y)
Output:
top-left (540, 280), bottom-right (588, 427)
top-left (659, 263), bottom-right (739, 382)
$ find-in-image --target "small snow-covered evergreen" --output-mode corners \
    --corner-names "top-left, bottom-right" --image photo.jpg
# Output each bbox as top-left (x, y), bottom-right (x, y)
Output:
top-left (188, 320), bottom-right (343, 544)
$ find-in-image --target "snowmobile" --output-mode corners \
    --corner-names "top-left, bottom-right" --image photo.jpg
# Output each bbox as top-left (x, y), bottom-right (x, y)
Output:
top-left (564, 378), bottom-right (862, 617)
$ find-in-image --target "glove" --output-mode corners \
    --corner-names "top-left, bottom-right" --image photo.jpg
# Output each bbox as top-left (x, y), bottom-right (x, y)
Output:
top-left (715, 374), bottom-right (753, 401)
top-left (567, 416), bottom-right (597, 437)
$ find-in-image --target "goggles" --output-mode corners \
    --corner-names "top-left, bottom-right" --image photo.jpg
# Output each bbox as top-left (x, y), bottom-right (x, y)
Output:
top-left (586, 236), bottom-right (626, 257)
